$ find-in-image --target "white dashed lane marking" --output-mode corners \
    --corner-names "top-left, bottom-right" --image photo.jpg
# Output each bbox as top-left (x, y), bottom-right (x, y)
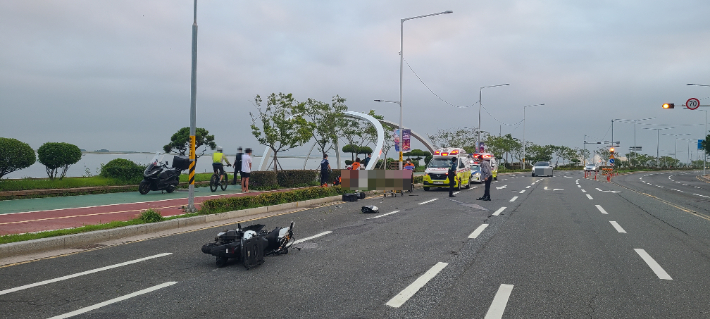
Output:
top-left (595, 205), bottom-right (608, 214)
top-left (419, 198), bottom-right (438, 205)
top-left (484, 284), bottom-right (514, 319)
top-left (586, 194), bottom-right (593, 200)
top-left (609, 221), bottom-right (626, 233)
top-left (386, 262), bottom-right (448, 308)
top-left (492, 207), bottom-right (507, 216)
top-left (635, 249), bottom-right (672, 280)
top-left (468, 224), bottom-right (489, 238)
top-left (510, 196), bottom-right (518, 202)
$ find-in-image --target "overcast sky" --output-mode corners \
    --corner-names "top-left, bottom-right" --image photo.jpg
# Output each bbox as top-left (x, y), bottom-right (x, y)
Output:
top-left (2, 1), bottom-right (709, 162)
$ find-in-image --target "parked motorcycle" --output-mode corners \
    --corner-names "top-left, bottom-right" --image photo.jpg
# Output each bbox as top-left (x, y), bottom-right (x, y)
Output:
top-left (138, 152), bottom-right (190, 195)
top-left (201, 222), bottom-right (295, 269)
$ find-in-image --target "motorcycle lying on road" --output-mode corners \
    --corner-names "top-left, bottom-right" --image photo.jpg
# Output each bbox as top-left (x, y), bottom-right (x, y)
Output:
top-left (138, 152), bottom-right (190, 195)
top-left (201, 222), bottom-right (295, 269)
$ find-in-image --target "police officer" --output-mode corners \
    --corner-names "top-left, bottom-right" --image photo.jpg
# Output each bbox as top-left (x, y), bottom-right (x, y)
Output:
top-left (448, 157), bottom-right (457, 197)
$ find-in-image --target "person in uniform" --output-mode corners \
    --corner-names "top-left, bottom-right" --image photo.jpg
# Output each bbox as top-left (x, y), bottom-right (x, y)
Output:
top-left (448, 157), bottom-right (457, 197)
top-left (478, 154), bottom-right (492, 201)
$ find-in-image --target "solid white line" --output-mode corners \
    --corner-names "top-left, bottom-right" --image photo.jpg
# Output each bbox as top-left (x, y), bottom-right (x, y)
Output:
top-left (519, 190), bottom-right (526, 194)
top-left (366, 211), bottom-right (399, 220)
top-left (609, 221), bottom-right (626, 233)
top-left (293, 231), bottom-right (332, 244)
top-left (419, 198), bottom-right (438, 205)
top-left (484, 284), bottom-right (514, 319)
top-left (581, 189), bottom-right (586, 193)
top-left (634, 249), bottom-right (672, 280)
top-left (0, 253), bottom-right (172, 296)
top-left (386, 262), bottom-right (448, 308)
top-left (595, 205), bottom-right (608, 214)
top-left (47, 282), bottom-right (177, 319)
top-left (492, 207), bottom-right (507, 216)
top-left (468, 224), bottom-right (489, 238)
top-left (509, 196), bottom-right (518, 202)
top-left (586, 194), bottom-right (593, 200)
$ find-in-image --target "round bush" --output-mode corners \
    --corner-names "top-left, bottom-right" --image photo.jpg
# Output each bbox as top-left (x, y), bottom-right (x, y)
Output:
top-left (100, 158), bottom-right (145, 182)
top-left (0, 137), bottom-right (36, 179)
top-left (37, 142), bottom-right (82, 179)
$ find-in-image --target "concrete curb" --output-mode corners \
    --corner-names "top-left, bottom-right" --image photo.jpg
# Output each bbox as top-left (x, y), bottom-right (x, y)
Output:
top-left (0, 190), bottom-right (382, 258)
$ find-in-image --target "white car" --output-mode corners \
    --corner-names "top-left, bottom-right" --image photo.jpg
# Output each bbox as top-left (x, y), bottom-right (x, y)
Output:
top-left (584, 163), bottom-right (598, 172)
top-left (532, 161), bottom-right (554, 177)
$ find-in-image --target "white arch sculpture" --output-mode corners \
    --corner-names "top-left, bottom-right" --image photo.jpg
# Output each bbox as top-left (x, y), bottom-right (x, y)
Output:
top-left (257, 111), bottom-right (386, 171)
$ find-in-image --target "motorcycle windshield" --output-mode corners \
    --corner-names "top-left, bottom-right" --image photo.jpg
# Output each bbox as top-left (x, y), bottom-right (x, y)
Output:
top-left (145, 152), bottom-right (164, 175)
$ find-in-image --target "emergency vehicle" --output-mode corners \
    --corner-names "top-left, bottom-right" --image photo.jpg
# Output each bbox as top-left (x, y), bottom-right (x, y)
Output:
top-left (422, 148), bottom-right (472, 191)
top-left (471, 153), bottom-right (498, 181)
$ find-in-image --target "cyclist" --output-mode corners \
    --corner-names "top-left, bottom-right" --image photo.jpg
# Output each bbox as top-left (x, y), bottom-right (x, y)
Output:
top-left (212, 146), bottom-right (232, 183)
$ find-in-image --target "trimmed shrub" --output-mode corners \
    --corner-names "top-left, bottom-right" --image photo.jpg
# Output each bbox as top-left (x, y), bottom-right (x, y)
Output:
top-left (0, 137), bottom-right (36, 179)
top-left (276, 170), bottom-right (318, 188)
top-left (139, 209), bottom-right (164, 223)
top-left (100, 158), bottom-right (145, 182)
top-left (37, 142), bottom-right (82, 180)
top-left (249, 171), bottom-right (278, 190)
top-left (199, 185), bottom-right (348, 215)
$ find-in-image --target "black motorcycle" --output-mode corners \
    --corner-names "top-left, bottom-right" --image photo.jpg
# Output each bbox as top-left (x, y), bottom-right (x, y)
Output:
top-left (201, 222), bottom-right (294, 269)
top-left (138, 152), bottom-right (190, 195)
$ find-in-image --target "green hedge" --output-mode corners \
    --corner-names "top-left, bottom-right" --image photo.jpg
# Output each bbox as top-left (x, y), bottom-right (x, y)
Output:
top-left (276, 170), bottom-right (319, 188)
top-left (199, 185), bottom-right (348, 215)
top-left (249, 171), bottom-right (278, 190)
top-left (100, 158), bottom-right (145, 183)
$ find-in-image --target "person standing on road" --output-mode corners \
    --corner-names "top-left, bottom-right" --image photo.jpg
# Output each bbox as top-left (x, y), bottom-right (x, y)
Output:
top-left (478, 154), bottom-right (492, 201)
top-left (448, 157), bottom-right (457, 197)
top-left (232, 147), bottom-right (243, 185)
top-left (320, 154), bottom-right (331, 186)
top-left (241, 148), bottom-right (252, 193)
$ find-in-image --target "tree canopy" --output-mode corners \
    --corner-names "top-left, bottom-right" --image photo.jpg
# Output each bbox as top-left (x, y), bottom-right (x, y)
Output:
top-left (163, 127), bottom-right (216, 158)
top-left (0, 137), bottom-right (36, 179)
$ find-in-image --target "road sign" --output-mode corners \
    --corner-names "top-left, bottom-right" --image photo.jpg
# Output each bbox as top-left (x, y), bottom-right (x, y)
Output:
top-left (629, 146), bottom-right (642, 151)
top-left (686, 98), bottom-right (700, 110)
top-left (609, 158), bottom-right (615, 164)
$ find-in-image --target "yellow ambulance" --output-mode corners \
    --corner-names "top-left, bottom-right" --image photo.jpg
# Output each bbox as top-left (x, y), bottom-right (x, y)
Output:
top-left (422, 148), bottom-right (472, 191)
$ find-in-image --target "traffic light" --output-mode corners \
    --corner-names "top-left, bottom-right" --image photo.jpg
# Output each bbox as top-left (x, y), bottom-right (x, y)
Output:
top-left (662, 103), bottom-right (674, 109)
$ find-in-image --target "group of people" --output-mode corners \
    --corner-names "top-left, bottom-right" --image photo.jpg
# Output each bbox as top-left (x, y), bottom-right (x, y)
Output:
top-left (211, 147), bottom-right (253, 192)
top-left (448, 154), bottom-right (492, 200)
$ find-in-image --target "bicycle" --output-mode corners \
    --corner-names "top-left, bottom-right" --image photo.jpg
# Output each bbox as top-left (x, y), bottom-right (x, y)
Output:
top-left (210, 166), bottom-right (229, 192)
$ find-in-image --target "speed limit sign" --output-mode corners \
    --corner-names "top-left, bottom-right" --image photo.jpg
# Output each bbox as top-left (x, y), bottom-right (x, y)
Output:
top-left (686, 98), bottom-right (700, 110)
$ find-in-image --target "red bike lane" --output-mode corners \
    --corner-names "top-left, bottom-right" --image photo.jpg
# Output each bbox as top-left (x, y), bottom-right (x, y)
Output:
top-left (0, 191), bottom-right (272, 236)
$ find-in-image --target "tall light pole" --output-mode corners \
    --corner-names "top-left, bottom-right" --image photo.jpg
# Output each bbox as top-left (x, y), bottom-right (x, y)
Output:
top-left (392, 10), bottom-right (453, 170)
top-left (644, 127), bottom-right (673, 167)
top-left (663, 133), bottom-right (691, 164)
top-left (686, 84), bottom-right (710, 175)
top-left (612, 118), bottom-right (654, 167)
top-left (187, 0), bottom-right (198, 212)
top-left (478, 84), bottom-right (509, 149)
top-left (522, 103), bottom-right (545, 169)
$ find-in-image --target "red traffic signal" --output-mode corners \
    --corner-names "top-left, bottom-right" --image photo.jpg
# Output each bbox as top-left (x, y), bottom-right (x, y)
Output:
top-left (662, 103), bottom-right (674, 109)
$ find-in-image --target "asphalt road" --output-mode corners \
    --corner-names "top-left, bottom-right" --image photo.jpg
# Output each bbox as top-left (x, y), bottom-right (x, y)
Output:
top-left (1, 170), bottom-right (709, 318)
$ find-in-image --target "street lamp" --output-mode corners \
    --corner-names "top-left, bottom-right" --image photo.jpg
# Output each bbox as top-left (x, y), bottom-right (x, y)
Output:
top-left (662, 133), bottom-right (692, 164)
top-left (612, 118), bottom-right (654, 167)
top-left (389, 10), bottom-right (453, 170)
top-left (478, 84), bottom-right (510, 148)
top-left (643, 127), bottom-right (673, 167)
top-left (686, 84), bottom-right (710, 175)
top-left (522, 103), bottom-right (545, 169)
